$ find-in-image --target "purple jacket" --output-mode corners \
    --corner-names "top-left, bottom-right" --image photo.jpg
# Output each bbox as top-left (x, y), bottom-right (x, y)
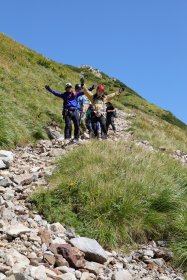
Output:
top-left (48, 88), bottom-right (84, 110)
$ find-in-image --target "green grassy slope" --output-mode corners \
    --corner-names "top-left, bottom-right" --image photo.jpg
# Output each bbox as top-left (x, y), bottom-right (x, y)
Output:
top-left (0, 33), bottom-right (186, 148)
top-left (1, 33), bottom-right (187, 269)
top-left (32, 140), bottom-right (187, 269)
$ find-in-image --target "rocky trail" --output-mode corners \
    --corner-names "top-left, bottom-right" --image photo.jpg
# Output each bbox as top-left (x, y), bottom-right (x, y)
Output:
top-left (0, 111), bottom-right (185, 280)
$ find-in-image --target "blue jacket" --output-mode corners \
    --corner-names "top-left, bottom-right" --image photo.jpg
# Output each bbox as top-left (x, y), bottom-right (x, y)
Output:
top-left (48, 88), bottom-right (84, 110)
top-left (76, 95), bottom-right (87, 112)
top-left (76, 86), bottom-right (94, 112)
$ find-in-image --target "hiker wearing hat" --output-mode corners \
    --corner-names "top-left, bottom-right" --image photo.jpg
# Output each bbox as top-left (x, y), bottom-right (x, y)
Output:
top-left (45, 83), bottom-right (83, 143)
top-left (80, 78), bottom-right (124, 139)
top-left (75, 84), bottom-right (96, 118)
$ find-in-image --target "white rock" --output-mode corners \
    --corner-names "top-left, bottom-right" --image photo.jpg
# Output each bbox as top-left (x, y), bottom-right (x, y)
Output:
top-left (11, 261), bottom-right (29, 274)
top-left (60, 272), bottom-right (76, 280)
top-left (0, 150), bottom-right (13, 168)
top-left (153, 258), bottom-right (165, 266)
top-left (5, 224), bottom-right (31, 237)
top-left (0, 178), bottom-right (11, 187)
top-left (0, 273), bottom-right (6, 280)
top-left (143, 249), bottom-right (154, 258)
top-left (30, 167), bottom-right (41, 173)
top-left (3, 189), bottom-right (15, 200)
top-left (50, 222), bottom-right (66, 234)
top-left (75, 270), bottom-right (82, 279)
top-left (5, 248), bottom-right (30, 267)
top-left (84, 261), bottom-right (104, 275)
top-left (80, 272), bottom-right (89, 280)
top-left (70, 237), bottom-right (108, 264)
top-left (0, 160), bottom-right (6, 169)
top-left (113, 270), bottom-right (132, 280)
top-left (29, 265), bottom-right (47, 280)
top-left (52, 237), bottom-right (67, 244)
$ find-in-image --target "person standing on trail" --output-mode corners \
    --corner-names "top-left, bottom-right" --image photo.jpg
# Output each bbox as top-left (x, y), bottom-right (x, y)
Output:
top-left (80, 78), bottom-right (125, 139)
top-left (75, 84), bottom-right (96, 135)
top-left (106, 102), bottom-right (117, 133)
top-left (75, 84), bottom-right (96, 119)
top-left (75, 84), bottom-right (87, 121)
top-left (45, 83), bottom-right (84, 143)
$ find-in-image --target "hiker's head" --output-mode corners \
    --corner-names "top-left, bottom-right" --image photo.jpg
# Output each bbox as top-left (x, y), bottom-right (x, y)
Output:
top-left (96, 85), bottom-right (105, 96)
top-left (107, 101), bottom-right (112, 105)
top-left (65, 83), bottom-right (73, 92)
top-left (75, 84), bottom-right (82, 91)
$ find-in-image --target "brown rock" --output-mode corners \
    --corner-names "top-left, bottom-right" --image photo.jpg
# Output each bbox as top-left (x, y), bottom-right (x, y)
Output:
top-left (38, 171), bottom-right (45, 178)
top-left (30, 258), bottom-right (40, 266)
top-left (50, 244), bottom-right (85, 269)
top-left (44, 253), bottom-right (56, 266)
top-left (154, 248), bottom-right (173, 261)
top-left (39, 229), bottom-right (52, 245)
top-left (0, 264), bottom-right (10, 273)
top-left (146, 263), bottom-right (158, 271)
top-left (54, 254), bottom-right (69, 267)
top-left (12, 174), bottom-right (33, 186)
top-left (49, 244), bottom-right (58, 255)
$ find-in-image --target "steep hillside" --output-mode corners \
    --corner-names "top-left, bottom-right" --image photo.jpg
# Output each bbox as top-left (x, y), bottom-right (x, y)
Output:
top-left (0, 33), bottom-right (186, 149)
top-left (1, 33), bottom-right (187, 274)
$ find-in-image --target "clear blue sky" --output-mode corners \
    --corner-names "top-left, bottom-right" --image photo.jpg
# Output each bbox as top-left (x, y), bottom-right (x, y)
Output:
top-left (1, 0), bottom-right (187, 123)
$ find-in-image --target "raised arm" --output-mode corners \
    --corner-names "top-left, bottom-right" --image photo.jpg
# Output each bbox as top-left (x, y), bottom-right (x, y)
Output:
top-left (105, 91), bottom-right (120, 102)
top-left (83, 85), bottom-right (94, 102)
top-left (106, 86), bottom-right (126, 102)
top-left (45, 85), bottom-right (63, 98)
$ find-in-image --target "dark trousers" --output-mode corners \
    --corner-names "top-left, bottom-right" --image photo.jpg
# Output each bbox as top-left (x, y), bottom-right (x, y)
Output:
top-left (106, 116), bottom-right (116, 132)
top-left (91, 115), bottom-right (107, 138)
top-left (64, 110), bottom-right (80, 140)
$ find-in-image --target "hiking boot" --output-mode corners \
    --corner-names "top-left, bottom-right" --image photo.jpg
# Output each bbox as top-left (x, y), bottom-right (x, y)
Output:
top-left (64, 139), bottom-right (71, 145)
top-left (72, 139), bottom-right (80, 144)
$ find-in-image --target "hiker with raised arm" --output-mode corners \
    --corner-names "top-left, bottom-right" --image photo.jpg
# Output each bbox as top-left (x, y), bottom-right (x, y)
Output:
top-left (74, 84), bottom-right (96, 136)
top-left (75, 84), bottom-right (95, 121)
top-left (80, 78), bottom-right (125, 139)
top-left (45, 83), bottom-right (83, 144)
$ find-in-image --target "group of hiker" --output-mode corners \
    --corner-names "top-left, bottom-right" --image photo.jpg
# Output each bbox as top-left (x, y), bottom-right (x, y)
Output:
top-left (45, 78), bottom-right (125, 143)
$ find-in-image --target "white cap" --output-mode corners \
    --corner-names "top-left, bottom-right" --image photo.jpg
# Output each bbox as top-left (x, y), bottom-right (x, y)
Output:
top-left (65, 82), bottom-right (72, 89)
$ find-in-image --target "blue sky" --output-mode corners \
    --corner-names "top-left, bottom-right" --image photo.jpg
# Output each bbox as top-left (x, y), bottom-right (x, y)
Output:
top-left (1, 0), bottom-right (187, 123)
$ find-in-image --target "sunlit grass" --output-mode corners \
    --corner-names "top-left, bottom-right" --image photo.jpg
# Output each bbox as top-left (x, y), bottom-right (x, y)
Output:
top-left (32, 140), bottom-right (187, 268)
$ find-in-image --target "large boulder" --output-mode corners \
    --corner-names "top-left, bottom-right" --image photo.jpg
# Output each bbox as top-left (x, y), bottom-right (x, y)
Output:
top-left (70, 237), bottom-right (108, 264)
top-left (0, 151), bottom-right (13, 169)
